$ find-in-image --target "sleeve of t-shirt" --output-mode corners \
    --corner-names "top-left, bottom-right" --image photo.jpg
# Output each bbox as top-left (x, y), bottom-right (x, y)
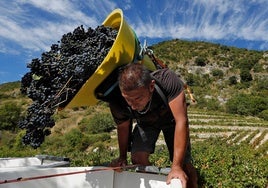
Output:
top-left (109, 100), bottom-right (131, 125)
top-left (152, 68), bottom-right (184, 102)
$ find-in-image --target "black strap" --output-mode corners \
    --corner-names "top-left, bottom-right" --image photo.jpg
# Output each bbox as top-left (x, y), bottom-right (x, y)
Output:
top-left (154, 83), bottom-right (168, 107)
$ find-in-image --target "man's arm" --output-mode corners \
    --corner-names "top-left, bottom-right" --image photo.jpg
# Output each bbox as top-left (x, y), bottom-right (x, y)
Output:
top-left (109, 119), bottom-right (131, 167)
top-left (167, 91), bottom-right (189, 187)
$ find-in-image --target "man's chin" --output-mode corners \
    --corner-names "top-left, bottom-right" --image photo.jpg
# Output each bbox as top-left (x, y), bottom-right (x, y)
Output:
top-left (137, 107), bottom-right (146, 112)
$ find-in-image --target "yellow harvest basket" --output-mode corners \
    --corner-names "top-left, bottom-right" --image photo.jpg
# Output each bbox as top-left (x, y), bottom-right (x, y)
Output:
top-left (65, 8), bottom-right (156, 108)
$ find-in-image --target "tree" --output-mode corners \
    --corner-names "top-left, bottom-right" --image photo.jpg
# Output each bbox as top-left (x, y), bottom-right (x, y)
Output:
top-left (228, 76), bottom-right (237, 85)
top-left (226, 94), bottom-right (268, 116)
top-left (255, 77), bottom-right (268, 90)
top-left (195, 57), bottom-right (207, 66)
top-left (0, 103), bottom-right (23, 132)
top-left (211, 69), bottom-right (224, 79)
top-left (240, 69), bottom-right (252, 83)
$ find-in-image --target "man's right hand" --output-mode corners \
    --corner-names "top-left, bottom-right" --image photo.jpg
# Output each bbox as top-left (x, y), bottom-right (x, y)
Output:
top-left (109, 157), bottom-right (127, 167)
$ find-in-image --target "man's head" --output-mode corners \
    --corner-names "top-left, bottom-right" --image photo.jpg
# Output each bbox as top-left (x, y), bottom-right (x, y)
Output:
top-left (118, 63), bottom-right (155, 112)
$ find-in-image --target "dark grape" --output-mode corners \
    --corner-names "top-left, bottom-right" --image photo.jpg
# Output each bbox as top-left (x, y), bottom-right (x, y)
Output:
top-left (19, 25), bottom-right (118, 148)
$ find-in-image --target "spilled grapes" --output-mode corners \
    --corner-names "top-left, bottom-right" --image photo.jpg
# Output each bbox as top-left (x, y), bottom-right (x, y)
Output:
top-left (19, 25), bottom-right (118, 148)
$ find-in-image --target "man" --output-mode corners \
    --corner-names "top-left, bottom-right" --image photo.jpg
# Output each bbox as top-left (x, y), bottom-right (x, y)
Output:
top-left (108, 63), bottom-right (198, 187)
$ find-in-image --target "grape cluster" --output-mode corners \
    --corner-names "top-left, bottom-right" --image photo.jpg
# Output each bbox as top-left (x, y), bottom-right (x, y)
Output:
top-left (19, 25), bottom-right (118, 148)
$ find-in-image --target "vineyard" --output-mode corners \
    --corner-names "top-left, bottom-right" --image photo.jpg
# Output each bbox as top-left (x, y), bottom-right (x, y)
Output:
top-left (188, 110), bottom-right (268, 152)
top-left (151, 108), bottom-right (268, 187)
top-left (188, 109), bottom-right (268, 187)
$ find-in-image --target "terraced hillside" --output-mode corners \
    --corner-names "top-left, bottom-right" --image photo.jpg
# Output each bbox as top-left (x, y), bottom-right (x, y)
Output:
top-left (188, 109), bottom-right (268, 154)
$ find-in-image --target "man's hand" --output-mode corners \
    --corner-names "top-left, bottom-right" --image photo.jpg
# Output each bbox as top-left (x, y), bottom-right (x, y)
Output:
top-left (166, 166), bottom-right (188, 188)
top-left (109, 157), bottom-right (127, 167)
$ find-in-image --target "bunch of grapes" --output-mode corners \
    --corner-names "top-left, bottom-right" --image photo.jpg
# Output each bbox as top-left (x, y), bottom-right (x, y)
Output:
top-left (19, 25), bottom-right (118, 148)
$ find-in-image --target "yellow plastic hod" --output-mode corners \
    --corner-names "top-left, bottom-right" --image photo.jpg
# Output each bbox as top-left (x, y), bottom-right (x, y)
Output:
top-left (65, 8), bottom-right (156, 108)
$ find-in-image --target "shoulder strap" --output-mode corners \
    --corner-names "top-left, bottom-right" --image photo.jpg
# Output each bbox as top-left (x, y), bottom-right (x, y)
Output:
top-left (150, 73), bottom-right (169, 107)
top-left (154, 83), bottom-right (168, 107)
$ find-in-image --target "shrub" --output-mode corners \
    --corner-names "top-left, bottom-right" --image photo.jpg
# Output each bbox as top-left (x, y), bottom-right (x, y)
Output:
top-left (79, 112), bottom-right (115, 134)
top-left (0, 102), bottom-right (23, 131)
top-left (0, 131), bottom-right (16, 148)
top-left (206, 98), bottom-right (223, 111)
top-left (64, 128), bottom-right (83, 148)
top-left (253, 63), bottom-right (263, 72)
top-left (53, 111), bottom-right (70, 121)
top-left (186, 73), bottom-right (196, 86)
top-left (240, 68), bottom-right (252, 82)
top-left (195, 57), bottom-right (207, 66)
top-left (211, 69), bottom-right (224, 78)
top-left (226, 94), bottom-right (268, 116)
top-left (193, 138), bottom-right (268, 187)
top-left (255, 77), bottom-right (268, 90)
top-left (258, 110), bottom-right (268, 120)
top-left (228, 76), bottom-right (237, 85)
top-left (13, 130), bottom-right (28, 149)
top-left (236, 58), bottom-right (256, 70)
top-left (195, 97), bottom-right (222, 111)
top-left (186, 73), bottom-right (201, 86)
top-left (86, 133), bottom-right (111, 146)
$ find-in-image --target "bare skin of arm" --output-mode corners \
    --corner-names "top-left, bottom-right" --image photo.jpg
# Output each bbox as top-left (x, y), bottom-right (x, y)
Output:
top-left (109, 119), bottom-right (131, 167)
top-left (166, 91), bottom-right (189, 188)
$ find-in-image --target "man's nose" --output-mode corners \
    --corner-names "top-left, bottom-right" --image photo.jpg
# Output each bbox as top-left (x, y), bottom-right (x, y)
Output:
top-left (130, 104), bottom-right (138, 111)
top-left (127, 101), bottom-right (138, 110)
top-left (128, 102), bottom-right (137, 110)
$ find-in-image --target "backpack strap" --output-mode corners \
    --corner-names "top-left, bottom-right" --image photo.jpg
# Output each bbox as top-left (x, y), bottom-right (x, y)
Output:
top-left (154, 83), bottom-right (168, 107)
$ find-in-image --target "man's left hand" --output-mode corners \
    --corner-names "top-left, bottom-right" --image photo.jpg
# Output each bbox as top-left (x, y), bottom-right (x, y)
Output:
top-left (166, 166), bottom-right (188, 188)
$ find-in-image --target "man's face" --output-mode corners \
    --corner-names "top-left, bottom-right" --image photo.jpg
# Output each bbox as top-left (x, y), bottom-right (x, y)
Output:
top-left (121, 80), bottom-right (154, 112)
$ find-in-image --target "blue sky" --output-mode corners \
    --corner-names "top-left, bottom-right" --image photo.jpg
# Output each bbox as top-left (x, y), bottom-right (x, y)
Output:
top-left (0, 0), bottom-right (268, 84)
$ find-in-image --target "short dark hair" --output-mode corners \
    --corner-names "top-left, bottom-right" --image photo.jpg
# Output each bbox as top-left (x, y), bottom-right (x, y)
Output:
top-left (118, 63), bottom-right (152, 91)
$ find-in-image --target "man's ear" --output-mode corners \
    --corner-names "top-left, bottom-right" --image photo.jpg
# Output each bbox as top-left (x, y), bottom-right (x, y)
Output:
top-left (149, 80), bottom-right (155, 92)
